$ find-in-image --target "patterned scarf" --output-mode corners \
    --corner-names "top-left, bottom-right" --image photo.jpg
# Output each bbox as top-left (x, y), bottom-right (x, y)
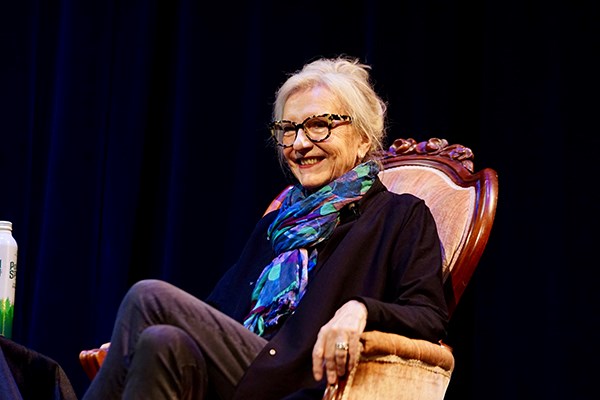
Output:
top-left (243, 160), bottom-right (380, 336)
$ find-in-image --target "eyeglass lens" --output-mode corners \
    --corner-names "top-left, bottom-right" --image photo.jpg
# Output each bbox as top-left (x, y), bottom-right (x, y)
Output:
top-left (271, 114), bottom-right (347, 147)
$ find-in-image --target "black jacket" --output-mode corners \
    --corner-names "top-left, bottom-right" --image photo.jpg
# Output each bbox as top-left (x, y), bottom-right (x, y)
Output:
top-left (207, 178), bottom-right (448, 400)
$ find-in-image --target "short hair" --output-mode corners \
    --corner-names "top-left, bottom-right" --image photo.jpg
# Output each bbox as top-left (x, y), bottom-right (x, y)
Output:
top-left (272, 56), bottom-right (388, 167)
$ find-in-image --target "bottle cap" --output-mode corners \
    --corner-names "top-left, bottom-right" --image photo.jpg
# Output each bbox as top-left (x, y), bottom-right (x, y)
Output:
top-left (0, 221), bottom-right (13, 231)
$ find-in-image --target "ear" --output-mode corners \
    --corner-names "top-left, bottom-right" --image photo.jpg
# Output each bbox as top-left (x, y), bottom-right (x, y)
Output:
top-left (357, 134), bottom-right (372, 161)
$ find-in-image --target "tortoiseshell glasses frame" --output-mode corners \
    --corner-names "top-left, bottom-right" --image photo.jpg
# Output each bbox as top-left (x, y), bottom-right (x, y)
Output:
top-left (269, 113), bottom-right (353, 148)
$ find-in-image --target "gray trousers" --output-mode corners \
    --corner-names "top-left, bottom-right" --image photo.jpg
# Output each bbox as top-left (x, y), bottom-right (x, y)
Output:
top-left (82, 279), bottom-right (267, 400)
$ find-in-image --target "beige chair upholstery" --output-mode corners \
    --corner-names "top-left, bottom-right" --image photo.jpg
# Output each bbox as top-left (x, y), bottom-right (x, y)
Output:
top-left (324, 331), bottom-right (455, 400)
top-left (80, 138), bottom-right (499, 400)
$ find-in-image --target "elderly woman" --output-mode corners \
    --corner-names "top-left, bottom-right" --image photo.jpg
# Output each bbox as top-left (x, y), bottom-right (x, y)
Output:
top-left (82, 56), bottom-right (448, 400)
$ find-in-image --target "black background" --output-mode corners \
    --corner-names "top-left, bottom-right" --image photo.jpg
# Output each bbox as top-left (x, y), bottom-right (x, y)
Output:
top-left (1, 1), bottom-right (598, 398)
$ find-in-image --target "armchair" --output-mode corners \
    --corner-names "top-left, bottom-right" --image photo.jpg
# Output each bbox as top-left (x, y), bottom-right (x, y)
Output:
top-left (80, 137), bottom-right (499, 400)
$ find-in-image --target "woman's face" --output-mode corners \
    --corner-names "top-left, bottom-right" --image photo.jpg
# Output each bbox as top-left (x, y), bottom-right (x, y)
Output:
top-left (282, 86), bottom-right (371, 191)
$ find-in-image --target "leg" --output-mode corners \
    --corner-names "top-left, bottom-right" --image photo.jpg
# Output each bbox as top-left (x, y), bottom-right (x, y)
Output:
top-left (83, 279), bottom-right (267, 400)
top-left (123, 325), bottom-right (206, 400)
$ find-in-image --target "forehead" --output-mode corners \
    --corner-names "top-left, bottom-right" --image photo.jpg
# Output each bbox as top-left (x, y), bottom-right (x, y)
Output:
top-left (282, 86), bottom-right (342, 121)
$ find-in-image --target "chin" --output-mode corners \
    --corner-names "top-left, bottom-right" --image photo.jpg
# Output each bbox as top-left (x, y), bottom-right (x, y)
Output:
top-left (294, 169), bottom-right (330, 191)
top-left (298, 179), bottom-right (324, 192)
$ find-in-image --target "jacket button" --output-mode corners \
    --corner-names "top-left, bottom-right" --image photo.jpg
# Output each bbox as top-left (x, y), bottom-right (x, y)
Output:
top-left (269, 348), bottom-right (276, 356)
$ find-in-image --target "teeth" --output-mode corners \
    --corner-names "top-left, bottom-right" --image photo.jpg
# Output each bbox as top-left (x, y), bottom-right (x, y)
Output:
top-left (299, 158), bottom-right (319, 165)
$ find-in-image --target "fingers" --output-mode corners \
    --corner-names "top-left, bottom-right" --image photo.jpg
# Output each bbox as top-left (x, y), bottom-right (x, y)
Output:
top-left (322, 337), bottom-right (350, 384)
top-left (312, 300), bottom-right (368, 384)
top-left (325, 341), bottom-right (341, 384)
top-left (334, 341), bottom-right (350, 378)
top-left (313, 332), bottom-right (360, 384)
top-left (312, 332), bottom-right (350, 383)
top-left (312, 335), bottom-right (325, 381)
top-left (346, 339), bottom-right (359, 371)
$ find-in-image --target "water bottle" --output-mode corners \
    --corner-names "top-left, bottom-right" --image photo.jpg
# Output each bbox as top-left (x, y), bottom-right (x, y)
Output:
top-left (0, 220), bottom-right (18, 338)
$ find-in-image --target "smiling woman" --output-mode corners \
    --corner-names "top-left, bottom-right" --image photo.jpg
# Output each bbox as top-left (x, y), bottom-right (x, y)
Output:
top-left (81, 56), bottom-right (448, 400)
top-left (277, 87), bottom-right (372, 191)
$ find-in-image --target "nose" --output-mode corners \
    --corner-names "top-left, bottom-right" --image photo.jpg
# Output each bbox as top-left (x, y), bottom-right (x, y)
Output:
top-left (292, 128), bottom-right (313, 149)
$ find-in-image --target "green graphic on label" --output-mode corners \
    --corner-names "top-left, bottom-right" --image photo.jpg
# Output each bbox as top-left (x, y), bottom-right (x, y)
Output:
top-left (0, 297), bottom-right (14, 338)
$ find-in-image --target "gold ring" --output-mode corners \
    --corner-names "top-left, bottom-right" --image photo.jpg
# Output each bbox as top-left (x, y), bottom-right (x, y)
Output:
top-left (335, 341), bottom-right (349, 351)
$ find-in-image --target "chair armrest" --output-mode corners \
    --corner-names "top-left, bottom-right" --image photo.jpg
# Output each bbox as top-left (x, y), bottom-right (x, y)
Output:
top-left (323, 331), bottom-right (454, 400)
top-left (79, 342), bottom-right (110, 380)
top-left (359, 330), bottom-right (454, 371)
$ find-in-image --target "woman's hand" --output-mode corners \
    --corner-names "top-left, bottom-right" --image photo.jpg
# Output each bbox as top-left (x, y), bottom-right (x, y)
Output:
top-left (312, 300), bottom-right (368, 384)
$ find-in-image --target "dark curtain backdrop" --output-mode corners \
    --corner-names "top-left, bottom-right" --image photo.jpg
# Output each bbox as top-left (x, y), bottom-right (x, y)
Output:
top-left (1, 0), bottom-right (598, 399)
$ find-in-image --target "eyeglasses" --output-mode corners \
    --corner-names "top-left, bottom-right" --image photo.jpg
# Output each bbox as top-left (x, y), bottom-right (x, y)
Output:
top-left (269, 113), bottom-right (352, 148)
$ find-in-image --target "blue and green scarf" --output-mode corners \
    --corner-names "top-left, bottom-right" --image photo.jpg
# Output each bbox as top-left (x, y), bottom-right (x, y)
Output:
top-left (243, 160), bottom-right (380, 336)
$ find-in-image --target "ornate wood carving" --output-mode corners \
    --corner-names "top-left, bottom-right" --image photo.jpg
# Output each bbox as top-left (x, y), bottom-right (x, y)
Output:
top-left (386, 138), bottom-right (475, 172)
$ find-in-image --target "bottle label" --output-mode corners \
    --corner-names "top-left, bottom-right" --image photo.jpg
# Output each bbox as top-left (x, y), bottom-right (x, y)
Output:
top-left (0, 257), bottom-right (17, 338)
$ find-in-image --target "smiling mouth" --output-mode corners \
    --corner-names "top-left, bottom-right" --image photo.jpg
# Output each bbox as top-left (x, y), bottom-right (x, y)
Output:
top-left (298, 157), bottom-right (322, 166)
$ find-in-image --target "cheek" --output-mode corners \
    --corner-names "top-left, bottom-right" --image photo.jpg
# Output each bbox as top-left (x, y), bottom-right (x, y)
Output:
top-left (336, 139), bottom-right (363, 166)
top-left (282, 148), bottom-right (294, 164)
top-left (282, 149), bottom-right (299, 174)
top-left (330, 150), bottom-right (357, 177)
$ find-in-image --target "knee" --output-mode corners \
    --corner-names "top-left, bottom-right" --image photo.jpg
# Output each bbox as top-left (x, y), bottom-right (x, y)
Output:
top-left (137, 325), bottom-right (204, 365)
top-left (137, 325), bottom-right (187, 349)
top-left (123, 279), bottom-right (169, 306)
top-left (133, 326), bottom-right (208, 398)
top-left (128, 279), bottom-right (167, 297)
